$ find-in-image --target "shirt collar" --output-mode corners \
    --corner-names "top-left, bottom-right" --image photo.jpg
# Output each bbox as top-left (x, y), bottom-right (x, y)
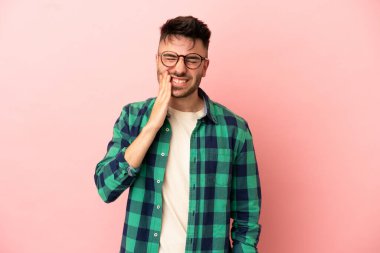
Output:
top-left (198, 88), bottom-right (218, 124)
top-left (149, 88), bottom-right (218, 124)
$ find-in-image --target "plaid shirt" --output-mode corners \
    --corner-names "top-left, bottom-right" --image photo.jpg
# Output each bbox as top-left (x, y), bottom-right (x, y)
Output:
top-left (94, 89), bottom-right (261, 253)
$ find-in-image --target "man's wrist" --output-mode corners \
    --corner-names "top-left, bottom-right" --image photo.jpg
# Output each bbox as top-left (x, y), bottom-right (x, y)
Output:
top-left (142, 122), bottom-right (162, 135)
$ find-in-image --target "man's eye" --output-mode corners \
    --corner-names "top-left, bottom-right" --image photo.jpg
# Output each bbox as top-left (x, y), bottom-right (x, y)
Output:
top-left (163, 55), bottom-right (177, 60)
top-left (186, 58), bottom-right (201, 63)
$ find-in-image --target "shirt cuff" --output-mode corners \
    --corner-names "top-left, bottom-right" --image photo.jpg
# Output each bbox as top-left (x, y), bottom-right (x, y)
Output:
top-left (115, 147), bottom-right (141, 178)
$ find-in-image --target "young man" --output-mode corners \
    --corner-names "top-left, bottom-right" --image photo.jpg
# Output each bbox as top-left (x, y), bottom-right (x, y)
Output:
top-left (94, 16), bottom-right (261, 253)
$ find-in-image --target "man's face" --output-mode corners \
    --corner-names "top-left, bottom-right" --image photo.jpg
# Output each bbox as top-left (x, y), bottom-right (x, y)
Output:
top-left (156, 35), bottom-right (209, 99)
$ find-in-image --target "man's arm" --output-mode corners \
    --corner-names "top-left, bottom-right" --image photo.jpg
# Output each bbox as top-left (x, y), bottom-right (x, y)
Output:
top-left (123, 71), bottom-right (172, 168)
top-left (94, 72), bottom-right (172, 203)
top-left (231, 123), bottom-right (261, 252)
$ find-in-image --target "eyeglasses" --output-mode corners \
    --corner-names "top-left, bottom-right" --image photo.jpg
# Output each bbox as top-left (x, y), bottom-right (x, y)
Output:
top-left (159, 51), bottom-right (208, 69)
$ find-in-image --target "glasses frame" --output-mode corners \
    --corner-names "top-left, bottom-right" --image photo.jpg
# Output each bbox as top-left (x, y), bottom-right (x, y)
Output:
top-left (159, 51), bottom-right (208, 70)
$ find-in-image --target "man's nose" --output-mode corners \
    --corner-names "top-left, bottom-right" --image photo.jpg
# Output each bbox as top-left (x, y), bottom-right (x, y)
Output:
top-left (173, 56), bottom-right (187, 74)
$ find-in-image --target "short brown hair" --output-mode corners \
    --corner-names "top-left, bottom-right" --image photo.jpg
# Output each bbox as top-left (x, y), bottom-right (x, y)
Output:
top-left (160, 16), bottom-right (211, 49)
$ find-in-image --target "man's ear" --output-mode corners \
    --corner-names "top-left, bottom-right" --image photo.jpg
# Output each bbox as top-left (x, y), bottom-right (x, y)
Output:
top-left (202, 59), bottom-right (210, 77)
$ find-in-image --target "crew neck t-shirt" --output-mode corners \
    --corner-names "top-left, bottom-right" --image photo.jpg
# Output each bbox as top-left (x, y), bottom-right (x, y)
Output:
top-left (158, 106), bottom-right (206, 253)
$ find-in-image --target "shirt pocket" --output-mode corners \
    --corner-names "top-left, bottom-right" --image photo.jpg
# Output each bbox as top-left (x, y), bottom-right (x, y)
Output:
top-left (204, 150), bottom-right (233, 187)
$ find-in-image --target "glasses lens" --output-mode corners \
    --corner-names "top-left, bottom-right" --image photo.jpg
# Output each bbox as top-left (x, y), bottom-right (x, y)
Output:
top-left (161, 52), bottom-right (178, 67)
top-left (185, 54), bottom-right (202, 69)
top-left (160, 52), bottom-right (204, 69)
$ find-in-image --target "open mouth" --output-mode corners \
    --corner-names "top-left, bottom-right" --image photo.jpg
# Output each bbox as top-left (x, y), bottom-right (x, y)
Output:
top-left (171, 77), bottom-right (188, 86)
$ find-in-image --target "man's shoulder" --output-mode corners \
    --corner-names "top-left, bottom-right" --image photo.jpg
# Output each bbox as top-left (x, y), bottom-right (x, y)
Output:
top-left (121, 97), bottom-right (156, 115)
top-left (209, 99), bottom-right (249, 129)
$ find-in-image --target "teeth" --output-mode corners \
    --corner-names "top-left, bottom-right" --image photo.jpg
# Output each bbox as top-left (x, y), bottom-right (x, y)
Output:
top-left (172, 78), bottom-right (186, 84)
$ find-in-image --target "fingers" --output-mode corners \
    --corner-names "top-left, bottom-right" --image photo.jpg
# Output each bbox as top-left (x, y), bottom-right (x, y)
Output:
top-left (158, 71), bottom-right (171, 102)
top-left (159, 71), bottom-right (170, 87)
top-left (148, 71), bottom-right (172, 129)
top-left (157, 71), bottom-right (166, 98)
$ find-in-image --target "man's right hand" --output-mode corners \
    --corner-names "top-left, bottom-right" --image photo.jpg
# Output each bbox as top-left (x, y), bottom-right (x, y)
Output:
top-left (123, 71), bottom-right (172, 168)
top-left (146, 71), bottom-right (172, 130)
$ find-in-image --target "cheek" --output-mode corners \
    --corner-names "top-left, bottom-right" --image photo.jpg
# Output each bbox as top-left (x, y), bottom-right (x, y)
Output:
top-left (200, 69), bottom-right (207, 78)
top-left (193, 71), bottom-right (205, 82)
top-left (157, 64), bottom-right (168, 74)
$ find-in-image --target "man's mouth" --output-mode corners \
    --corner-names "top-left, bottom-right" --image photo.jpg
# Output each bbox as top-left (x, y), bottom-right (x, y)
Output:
top-left (171, 77), bottom-right (188, 85)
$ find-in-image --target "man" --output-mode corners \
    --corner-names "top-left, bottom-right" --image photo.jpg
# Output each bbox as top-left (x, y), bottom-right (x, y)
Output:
top-left (94, 16), bottom-right (261, 253)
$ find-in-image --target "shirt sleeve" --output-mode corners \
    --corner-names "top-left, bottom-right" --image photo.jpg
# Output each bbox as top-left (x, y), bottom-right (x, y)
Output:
top-left (231, 122), bottom-right (262, 253)
top-left (94, 105), bottom-right (140, 203)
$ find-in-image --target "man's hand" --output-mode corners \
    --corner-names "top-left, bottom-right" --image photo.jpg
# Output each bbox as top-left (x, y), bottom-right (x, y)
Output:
top-left (146, 71), bottom-right (172, 130)
top-left (123, 71), bottom-right (171, 168)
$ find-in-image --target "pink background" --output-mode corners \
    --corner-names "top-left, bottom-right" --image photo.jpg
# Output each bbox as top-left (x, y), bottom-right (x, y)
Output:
top-left (1, 0), bottom-right (379, 252)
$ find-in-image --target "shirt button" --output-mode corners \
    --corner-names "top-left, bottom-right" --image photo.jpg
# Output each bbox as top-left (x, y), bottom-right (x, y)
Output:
top-left (157, 180), bottom-right (161, 184)
top-left (154, 233), bottom-right (158, 237)
top-left (165, 128), bottom-right (170, 132)
top-left (161, 153), bottom-right (165, 156)
top-left (157, 205), bottom-right (160, 209)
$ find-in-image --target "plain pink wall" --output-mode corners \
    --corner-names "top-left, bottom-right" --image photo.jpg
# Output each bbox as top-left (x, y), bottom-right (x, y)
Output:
top-left (1, 0), bottom-right (379, 252)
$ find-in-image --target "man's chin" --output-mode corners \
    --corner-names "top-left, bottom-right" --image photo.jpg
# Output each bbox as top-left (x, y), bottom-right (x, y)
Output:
top-left (171, 87), bottom-right (197, 99)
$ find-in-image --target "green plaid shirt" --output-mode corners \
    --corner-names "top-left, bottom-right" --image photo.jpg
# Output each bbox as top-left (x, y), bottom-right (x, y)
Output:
top-left (94, 88), bottom-right (261, 253)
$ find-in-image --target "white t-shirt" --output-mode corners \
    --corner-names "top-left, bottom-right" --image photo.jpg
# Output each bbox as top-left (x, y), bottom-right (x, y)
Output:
top-left (159, 106), bottom-right (206, 253)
